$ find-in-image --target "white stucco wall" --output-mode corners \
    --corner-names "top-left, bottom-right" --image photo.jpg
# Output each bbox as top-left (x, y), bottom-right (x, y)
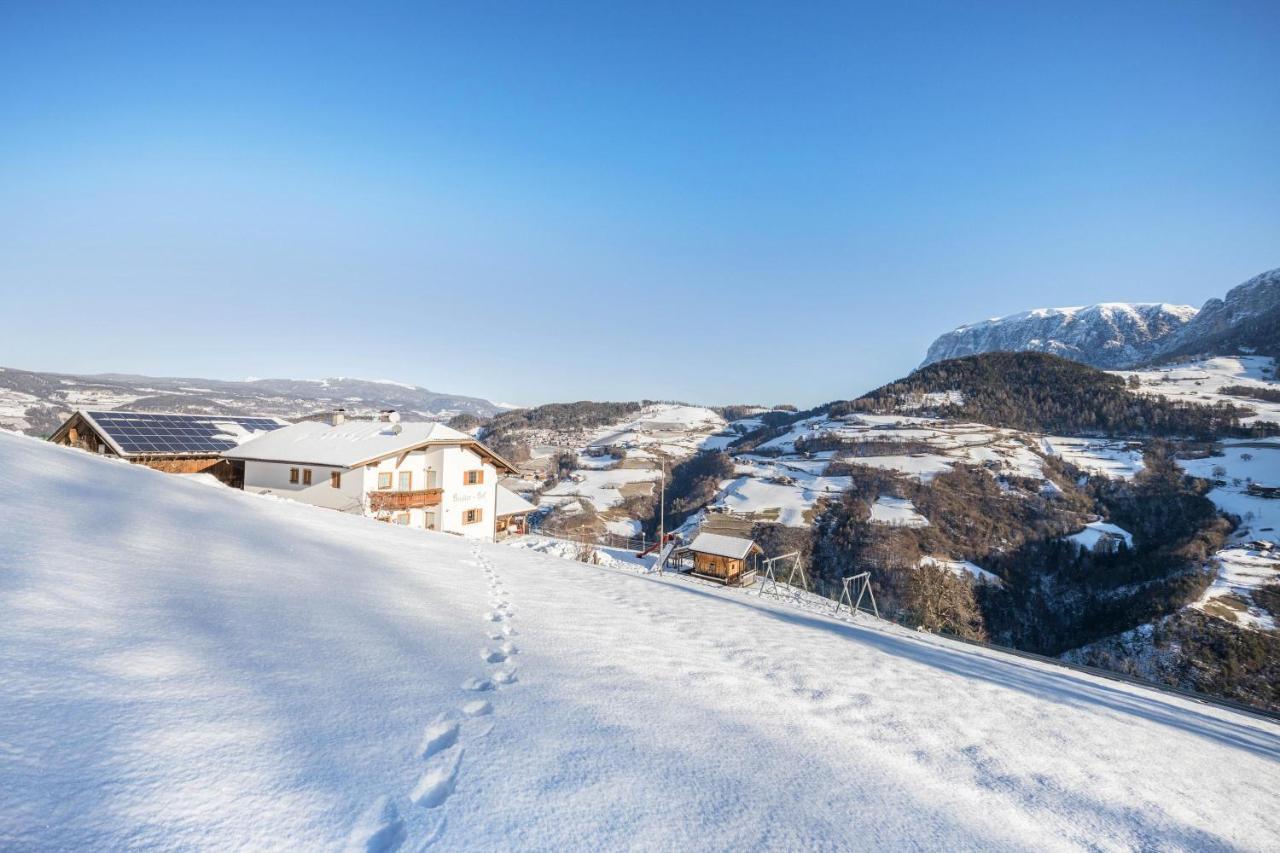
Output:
top-left (242, 460), bottom-right (364, 513)
top-left (436, 446), bottom-right (499, 540)
top-left (240, 443), bottom-right (502, 539)
top-left (361, 447), bottom-right (446, 530)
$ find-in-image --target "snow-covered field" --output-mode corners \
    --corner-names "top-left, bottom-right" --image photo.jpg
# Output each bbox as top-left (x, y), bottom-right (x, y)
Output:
top-left (587, 404), bottom-right (727, 456)
top-left (0, 389), bottom-right (40, 431)
top-left (711, 456), bottom-right (852, 526)
top-left (1169, 444), bottom-right (1280, 632)
top-left (1067, 520), bottom-right (1135, 552)
top-left (757, 414), bottom-right (1047, 482)
top-left (541, 466), bottom-right (661, 510)
top-left (1121, 356), bottom-right (1280, 425)
top-left (1179, 441), bottom-right (1280, 540)
top-left (919, 556), bottom-right (1002, 586)
top-left (0, 385), bottom-right (145, 432)
top-left (3, 433), bottom-right (1280, 849)
top-left (1193, 548), bottom-right (1280, 631)
top-left (870, 495), bottom-right (930, 528)
top-left (1040, 436), bottom-right (1145, 480)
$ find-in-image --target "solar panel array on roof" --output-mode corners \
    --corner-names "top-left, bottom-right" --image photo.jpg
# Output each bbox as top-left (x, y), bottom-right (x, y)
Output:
top-left (85, 411), bottom-right (286, 456)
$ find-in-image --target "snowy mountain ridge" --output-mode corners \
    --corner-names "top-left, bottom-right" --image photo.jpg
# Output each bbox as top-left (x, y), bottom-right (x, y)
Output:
top-left (922, 302), bottom-right (1197, 369)
top-left (922, 266), bottom-right (1280, 369)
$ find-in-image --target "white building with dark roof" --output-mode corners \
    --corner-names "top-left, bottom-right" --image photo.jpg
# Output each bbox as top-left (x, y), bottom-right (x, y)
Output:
top-left (223, 413), bottom-right (520, 540)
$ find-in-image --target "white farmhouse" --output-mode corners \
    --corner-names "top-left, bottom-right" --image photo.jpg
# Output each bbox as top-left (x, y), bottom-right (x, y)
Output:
top-left (223, 413), bottom-right (522, 540)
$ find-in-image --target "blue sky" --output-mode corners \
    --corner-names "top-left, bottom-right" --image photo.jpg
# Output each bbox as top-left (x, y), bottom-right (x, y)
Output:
top-left (1, 2), bottom-right (1277, 407)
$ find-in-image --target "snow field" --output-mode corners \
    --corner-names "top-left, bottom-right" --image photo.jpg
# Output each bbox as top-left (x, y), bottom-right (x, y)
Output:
top-left (1039, 436), bottom-right (1145, 480)
top-left (711, 456), bottom-right (852, 527)
top-left (1121, 356), bottom-right (1280, 425)
top-left (756, 414), bottom-right (1046, 483)
top-left (917, 556), bottom-right (1003, 586)
top-left (3, 432), bottom-right (1280, 850)
top-left (1194, 548), bottom-right (1280, 631)
top-left (586, 404), bottom-right (727, 458)
top-left (540, 466), bottom-right (660, 510)
top-left (870, 496), bottom-right (929, 528)
top-left (1179, 442), bottom-right (1280, 541)
top-left (1067, 521), bottom-right (1135, 552)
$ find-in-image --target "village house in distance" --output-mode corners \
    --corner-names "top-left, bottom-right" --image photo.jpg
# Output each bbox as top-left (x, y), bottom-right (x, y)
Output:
top-left (222, 409), bottom-right (534, 539)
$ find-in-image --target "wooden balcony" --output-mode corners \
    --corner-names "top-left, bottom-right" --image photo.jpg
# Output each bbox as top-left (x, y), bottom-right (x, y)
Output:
top-left (368, 488), bottom-right (443, 512)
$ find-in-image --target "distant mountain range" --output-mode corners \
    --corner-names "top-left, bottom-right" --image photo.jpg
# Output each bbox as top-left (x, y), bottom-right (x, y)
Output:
top-left (922, 303), bottom-right (1196, 370)
top-left (0, 367), bottom-right (508, 436)
top-left (922, 267), bottom-right (1280, 370)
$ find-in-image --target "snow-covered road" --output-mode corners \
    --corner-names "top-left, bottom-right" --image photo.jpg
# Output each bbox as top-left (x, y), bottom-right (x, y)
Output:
top-left (1, 431), bottom-right (1277, 850)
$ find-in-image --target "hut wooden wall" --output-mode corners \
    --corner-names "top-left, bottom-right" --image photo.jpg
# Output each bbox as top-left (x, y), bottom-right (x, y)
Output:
top-left (139, 458), bottom-right (244, 488)
top-left (694, 552), bottom-right (742, 580)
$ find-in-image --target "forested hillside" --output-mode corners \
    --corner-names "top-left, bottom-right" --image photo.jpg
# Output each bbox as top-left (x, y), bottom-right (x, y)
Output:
top-left (849, 352), bottom-right (1268, 438)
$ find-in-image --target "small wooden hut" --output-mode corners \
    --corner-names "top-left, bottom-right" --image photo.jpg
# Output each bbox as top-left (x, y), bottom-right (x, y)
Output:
top-left (683, 532), bottom-right (762, 587)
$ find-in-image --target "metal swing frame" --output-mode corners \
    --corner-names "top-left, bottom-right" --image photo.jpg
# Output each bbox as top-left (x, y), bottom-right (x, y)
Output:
top-left (833, 571), bottom-right (880, 620)
top-left (756, 551), bottom-right (809, 599)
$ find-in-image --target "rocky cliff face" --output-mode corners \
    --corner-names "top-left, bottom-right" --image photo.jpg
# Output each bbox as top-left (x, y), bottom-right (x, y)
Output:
top-left (922, 303), bottom-right (1198, 369)
top-left (1156, 268), bottom-right (1280, 359)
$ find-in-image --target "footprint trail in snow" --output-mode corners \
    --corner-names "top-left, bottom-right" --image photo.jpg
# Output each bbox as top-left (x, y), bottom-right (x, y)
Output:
top-left (345, 541), bottom-right (524, 848)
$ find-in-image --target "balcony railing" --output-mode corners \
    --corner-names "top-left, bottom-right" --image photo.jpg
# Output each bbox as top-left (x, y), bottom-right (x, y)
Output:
top-left (368, 488), bottom-right (443, 512)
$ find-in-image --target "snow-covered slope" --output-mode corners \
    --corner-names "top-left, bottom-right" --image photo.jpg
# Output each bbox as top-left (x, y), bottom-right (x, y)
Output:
top-left (2, 432), bottom-right (1279, 850)
top-left (1121, 355), bottom-right (1280, 425)
top-left (923, 303), bottom-right (1197, 369)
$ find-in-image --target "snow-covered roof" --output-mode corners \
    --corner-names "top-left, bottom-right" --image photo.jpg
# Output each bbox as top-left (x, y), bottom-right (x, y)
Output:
top-left (495, 484), bottom-right (536, 517)
top-left (223, 419), bottom-right (516, 471)
top-left (688, 532), bottom-right (758, 560)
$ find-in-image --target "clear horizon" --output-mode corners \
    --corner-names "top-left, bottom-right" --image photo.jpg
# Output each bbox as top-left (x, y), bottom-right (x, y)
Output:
top-left (2, 2), bottom-right (1277, 408)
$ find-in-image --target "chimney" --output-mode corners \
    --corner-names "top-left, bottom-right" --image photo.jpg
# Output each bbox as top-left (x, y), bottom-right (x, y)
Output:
top-left (380, 409), bottom-right (400, 423)
top-left (332, 408), bottom-right (346, 426)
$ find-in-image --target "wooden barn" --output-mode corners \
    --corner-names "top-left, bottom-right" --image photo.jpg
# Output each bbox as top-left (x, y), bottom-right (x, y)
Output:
top-left (680, 532), bottom-right (762, 586)
top-left (49, 410), bottom-right (289, 487)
